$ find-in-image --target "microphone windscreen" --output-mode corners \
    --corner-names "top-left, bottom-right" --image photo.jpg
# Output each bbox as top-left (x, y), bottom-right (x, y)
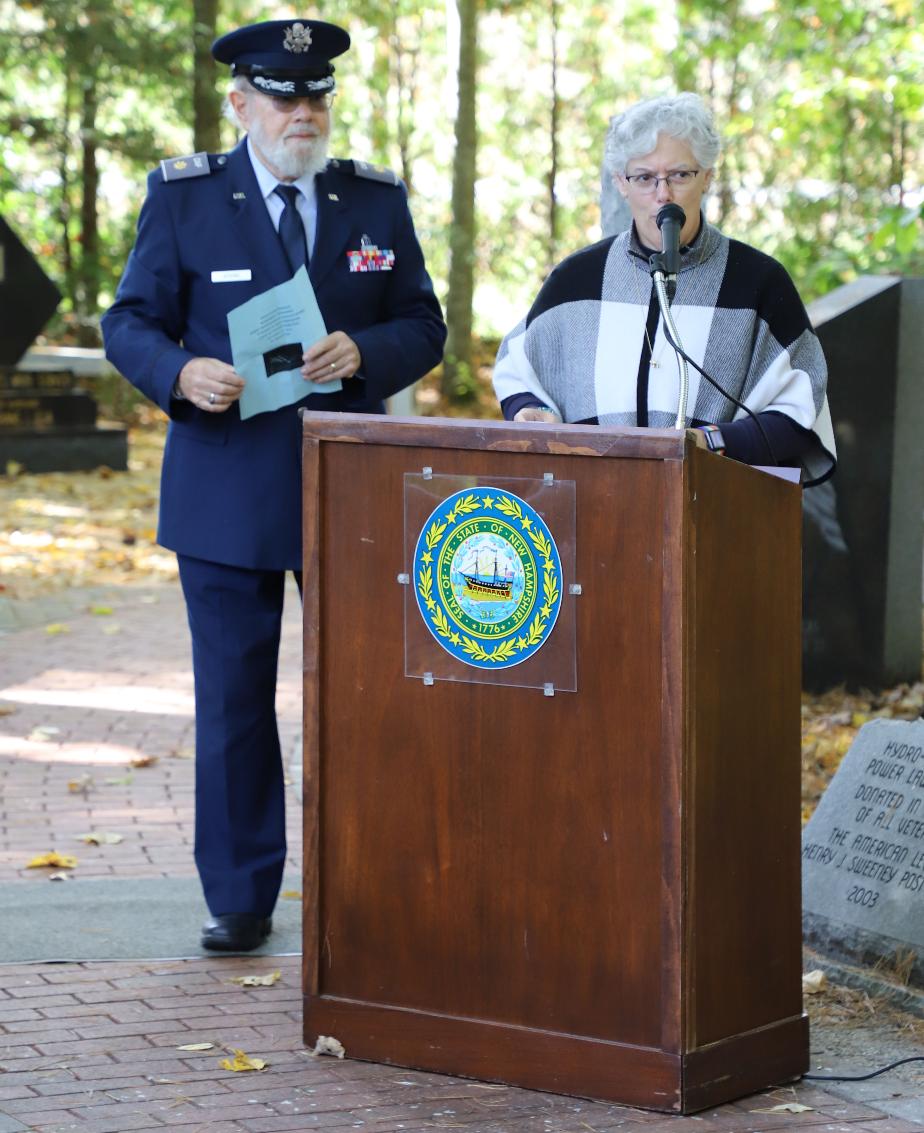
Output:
top-left (656, 203), bottom-right (686, 229)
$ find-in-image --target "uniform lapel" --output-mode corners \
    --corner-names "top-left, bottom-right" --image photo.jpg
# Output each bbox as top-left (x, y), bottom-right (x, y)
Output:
top-left (225, 140), bottom-right (292, 286)
top-left (309, 167), bottom-right (351, 290)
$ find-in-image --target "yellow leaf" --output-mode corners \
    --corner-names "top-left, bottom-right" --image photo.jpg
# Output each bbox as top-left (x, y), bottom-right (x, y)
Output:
top-left (219, 1048), bottom-right (267, 1072)
top-left (67, 774), bottom-right (94, 793)
top-left (77, 831), bottom-right (123, 845)
top-left (230, 971), bottom-right (281, 987)
top-left (90, 605), bottom-right (113, 615)
top-left (177, 1042), bottom-right (214, 1051)
top-left (27, 852), bottom-right (78, 869)
top-left (130, 755), bottom-right (158, 768)
top-left (29, 725), bottom-right (61, 741)
top-left (44, 623), bottom-right (70, 635)
top-left (851, 711), bottom-right (869, 727)
top-left (171, 746), bottom-right (195, 759)
top-left (802, 969), bottom-right (827, 995)
top-left (280, 890), bottom-right (301, 901)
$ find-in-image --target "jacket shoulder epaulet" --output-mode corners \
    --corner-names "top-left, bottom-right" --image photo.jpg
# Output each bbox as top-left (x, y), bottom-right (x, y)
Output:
top-left (328, 158), bottom-right (401, 187)
top-left (160, 152), bottom-right (229, 183)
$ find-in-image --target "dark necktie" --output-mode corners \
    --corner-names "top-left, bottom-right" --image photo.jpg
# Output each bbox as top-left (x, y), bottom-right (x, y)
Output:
top-left (274, 184), bottom-right (309, 272)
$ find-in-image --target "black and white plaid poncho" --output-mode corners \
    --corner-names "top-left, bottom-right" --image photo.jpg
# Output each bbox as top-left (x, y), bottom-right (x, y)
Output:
top-left (493, 221), bottom-right (836, 485)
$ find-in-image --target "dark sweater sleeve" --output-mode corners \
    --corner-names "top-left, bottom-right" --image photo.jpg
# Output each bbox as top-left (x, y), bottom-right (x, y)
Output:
top-left (717, 410), bottom-right (817, 466)
top-left (500, 392), bottom-right (552, 420)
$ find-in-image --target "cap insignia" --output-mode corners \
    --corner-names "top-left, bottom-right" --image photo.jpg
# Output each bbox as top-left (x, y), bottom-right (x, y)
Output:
top-left (252, 75), bottom-right (296, 94)
top-left (283, 22), bottom-right (313, 53)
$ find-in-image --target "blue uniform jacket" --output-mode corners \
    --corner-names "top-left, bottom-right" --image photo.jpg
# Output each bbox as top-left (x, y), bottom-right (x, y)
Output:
top-left (102, 140), bottom-right (446, 570)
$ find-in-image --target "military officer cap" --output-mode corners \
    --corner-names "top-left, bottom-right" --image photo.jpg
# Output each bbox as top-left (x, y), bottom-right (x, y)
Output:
top-left (211, 19), bottom-right (350, 98)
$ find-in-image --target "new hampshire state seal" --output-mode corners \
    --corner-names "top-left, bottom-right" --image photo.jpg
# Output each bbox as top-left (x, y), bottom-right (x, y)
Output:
top-left (413, 488), bottom-right (563, 669)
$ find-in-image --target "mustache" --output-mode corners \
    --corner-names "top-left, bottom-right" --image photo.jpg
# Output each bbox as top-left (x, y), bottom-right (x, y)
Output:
top-left (285, 127), bottom-right (321, 139)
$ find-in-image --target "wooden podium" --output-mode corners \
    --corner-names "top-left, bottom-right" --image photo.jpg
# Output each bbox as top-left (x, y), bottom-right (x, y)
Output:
top-left (300, 413), bottom-right (808, 1114)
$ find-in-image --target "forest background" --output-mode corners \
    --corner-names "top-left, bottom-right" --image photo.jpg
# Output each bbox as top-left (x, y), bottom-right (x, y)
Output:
top-left (1, 0), bottom-right (922, 401)
top-left (1, 0), bottom-right (923, 819)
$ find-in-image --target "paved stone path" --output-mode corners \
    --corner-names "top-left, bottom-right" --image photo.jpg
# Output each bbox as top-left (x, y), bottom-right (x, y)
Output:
top-left (0, 582), bottom-right (921, 1132)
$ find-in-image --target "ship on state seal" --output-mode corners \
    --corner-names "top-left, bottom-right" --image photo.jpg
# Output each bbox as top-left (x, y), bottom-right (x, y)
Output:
top-left (460, 549), bottom-right (513, 602)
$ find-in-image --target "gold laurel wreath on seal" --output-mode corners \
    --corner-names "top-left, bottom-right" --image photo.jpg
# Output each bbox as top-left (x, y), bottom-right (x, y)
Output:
top-left (416, 492), bottom-right (561, 664)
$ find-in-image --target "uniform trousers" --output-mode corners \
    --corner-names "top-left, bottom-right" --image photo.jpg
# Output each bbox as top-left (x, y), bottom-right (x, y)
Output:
top-left (177, 554), bottom-right (300, 918)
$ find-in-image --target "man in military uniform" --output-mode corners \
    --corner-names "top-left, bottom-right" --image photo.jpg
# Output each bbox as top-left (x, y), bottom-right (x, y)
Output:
top-left (102, 19), bottom-right (446, 952)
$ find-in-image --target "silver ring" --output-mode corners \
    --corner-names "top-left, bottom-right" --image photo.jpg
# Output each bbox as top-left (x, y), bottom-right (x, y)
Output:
top-left (329, 362), bottom-right (336, 372)
top-left (208, 392), bottom-right (216, 405)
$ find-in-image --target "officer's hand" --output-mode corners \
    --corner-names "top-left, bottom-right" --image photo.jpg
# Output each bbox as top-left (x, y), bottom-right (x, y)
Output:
top-left (513, 407), bottom-right (562, 423)
top-left (178, 357), bottom-right (245, 412)
top-left (302, 332), bottom-right (361, 385)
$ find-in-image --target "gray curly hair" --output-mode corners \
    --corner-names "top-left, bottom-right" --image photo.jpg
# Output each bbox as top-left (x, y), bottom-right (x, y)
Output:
top-left (604, 93), bottom-right (722, 180)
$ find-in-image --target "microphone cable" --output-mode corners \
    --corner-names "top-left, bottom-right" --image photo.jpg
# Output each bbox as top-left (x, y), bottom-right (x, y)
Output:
top-left (658, 314), bottom-right (781, 468)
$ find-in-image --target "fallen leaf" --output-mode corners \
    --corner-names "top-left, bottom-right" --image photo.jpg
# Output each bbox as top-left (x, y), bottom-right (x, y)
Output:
top-left (230, 971), bottom-right (281, 987)
top-left (101, 623), bottom-right (122, 636)
top-left (67, 774), bottom-right (94, 793)
top-left (219, 1048), bottom-right (267, 1072)
top-left (751, 1103), bottom-right (813, 1114)
top-left (130, 755), bottom-right (158, 768)
top-left (27, 852), bottom-right (78, 869)
top-left (177, 1042), bottom-right (214, 1051)
top-left (0, 705), bottom-right (15, 717)
top-left (48, 872), bottom-right (73, 881)
top-left (44, 623), bottom-right (70, 635)
top-left (6, 460), bottom-right (24, 476)
top-left (90, 605), bottom-right (113, 615)
top-left (28, 725), bottom-right (61, 741)
top-left (77, 831), bottom-right (124, 845)
top-left (280, 889), bottom-right (301, 901)
top-left (104, 774), bottom-right (133, 786)
top-left (310, 1035), bottom-right (345, 1059)
top-left (802, 969), bottom-right (827, 995)
top-left (171, 746), bottom-right (195, 760)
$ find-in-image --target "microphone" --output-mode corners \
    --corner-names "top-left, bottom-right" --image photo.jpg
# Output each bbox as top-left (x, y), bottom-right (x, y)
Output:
top-left (647, 203), bottom-right (688, 428)
top-left (656, 203), bottom-right (685, 277)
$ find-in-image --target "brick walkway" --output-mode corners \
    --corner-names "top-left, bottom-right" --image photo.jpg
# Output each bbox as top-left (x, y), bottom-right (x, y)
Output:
top-left (0, 583), bottom-right (921, 1132)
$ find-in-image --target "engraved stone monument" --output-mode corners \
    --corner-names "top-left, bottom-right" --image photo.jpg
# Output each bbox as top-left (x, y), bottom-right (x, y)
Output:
top-left (805, 276), bottom-right (924, 691)
top-left (0, 215), bottom-right (127, 472)
top-left (803, 718), bottom-right (924, 986)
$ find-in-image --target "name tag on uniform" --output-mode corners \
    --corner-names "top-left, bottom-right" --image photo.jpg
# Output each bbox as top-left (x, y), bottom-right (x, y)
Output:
top-left (211, 269), bottom-right (252, 283)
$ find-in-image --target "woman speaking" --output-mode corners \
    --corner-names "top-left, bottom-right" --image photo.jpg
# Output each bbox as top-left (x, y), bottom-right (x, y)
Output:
top-left (492, 93), bottom-right (836, 485)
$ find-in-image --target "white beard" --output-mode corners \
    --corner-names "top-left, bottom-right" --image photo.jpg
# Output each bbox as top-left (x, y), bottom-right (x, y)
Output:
top-left (249, 120), bottom-right (331, 181)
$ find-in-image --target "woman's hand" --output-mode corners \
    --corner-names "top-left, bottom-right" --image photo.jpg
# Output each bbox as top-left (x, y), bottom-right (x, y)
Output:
top-left (513, 407), bottom-right (562, 423)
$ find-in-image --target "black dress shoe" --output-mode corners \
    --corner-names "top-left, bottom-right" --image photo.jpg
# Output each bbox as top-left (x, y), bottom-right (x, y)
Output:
top-left (201, 914), bottom-right (272, 952)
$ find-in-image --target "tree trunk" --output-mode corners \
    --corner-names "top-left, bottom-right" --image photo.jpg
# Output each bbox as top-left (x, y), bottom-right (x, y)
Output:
top-left (193, 0), bottom-right (222, 154)
top-left (547, 0), bottom-right (560, 272)
top-left (77, 75), bottom-right (100, 342)
top-left (442, 0), bottom-right (478, 402)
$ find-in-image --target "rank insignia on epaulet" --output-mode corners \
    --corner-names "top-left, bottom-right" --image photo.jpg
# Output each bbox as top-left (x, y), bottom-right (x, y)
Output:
top-left (160, 153), bottom-right (216, 182)
top-left (331, 158), bottom-right (400, 187)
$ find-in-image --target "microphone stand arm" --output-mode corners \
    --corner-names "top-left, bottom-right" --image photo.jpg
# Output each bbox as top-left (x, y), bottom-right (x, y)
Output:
top-left (649, 253), bottom-right (689, 430)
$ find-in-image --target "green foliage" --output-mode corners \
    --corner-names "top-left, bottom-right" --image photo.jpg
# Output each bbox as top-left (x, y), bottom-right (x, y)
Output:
top-left (0, 0), bottom-right (920, 349)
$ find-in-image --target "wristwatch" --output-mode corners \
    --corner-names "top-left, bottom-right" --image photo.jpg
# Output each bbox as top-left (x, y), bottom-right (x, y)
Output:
top-left (698, 424), bottom-right (726, 454)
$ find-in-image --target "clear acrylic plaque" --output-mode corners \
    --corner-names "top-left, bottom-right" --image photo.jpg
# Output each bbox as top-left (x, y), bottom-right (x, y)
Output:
top-left (403, 472), bottom-right (577, 692)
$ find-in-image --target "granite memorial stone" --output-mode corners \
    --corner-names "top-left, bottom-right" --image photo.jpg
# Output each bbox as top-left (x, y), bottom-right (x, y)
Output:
top-left (805, 276), bottom-right (924, 691)
top-left (0, 215), bottom-right (127, 472)
top-left (803, 717), bottom-right (924, 986)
